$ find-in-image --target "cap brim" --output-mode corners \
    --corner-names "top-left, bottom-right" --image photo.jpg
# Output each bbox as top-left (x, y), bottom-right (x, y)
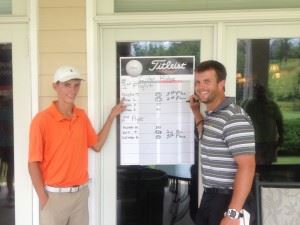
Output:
top-left (54, 76), bottom-right (84, 83)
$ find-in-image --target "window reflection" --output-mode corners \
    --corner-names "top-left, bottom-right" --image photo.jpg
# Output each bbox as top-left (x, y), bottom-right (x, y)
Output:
top-left (236, 38), bottom-right (300, 164)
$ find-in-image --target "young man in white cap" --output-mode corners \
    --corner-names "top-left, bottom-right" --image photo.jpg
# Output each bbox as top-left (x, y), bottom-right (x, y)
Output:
top-left (28, 65), bottom-right (126, 225)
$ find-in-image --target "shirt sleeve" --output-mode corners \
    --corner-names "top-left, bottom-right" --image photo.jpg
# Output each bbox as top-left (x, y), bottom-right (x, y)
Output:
top-left (223, 113), bottom-right (255, 156)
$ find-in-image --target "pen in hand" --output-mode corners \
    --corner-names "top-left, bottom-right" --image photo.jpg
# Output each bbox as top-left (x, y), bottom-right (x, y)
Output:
top-left (186, 99), bottom-right (200, 103)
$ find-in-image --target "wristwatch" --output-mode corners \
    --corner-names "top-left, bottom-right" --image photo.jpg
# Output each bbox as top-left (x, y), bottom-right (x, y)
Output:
top-left (224, 209), bottom-right (242, 219)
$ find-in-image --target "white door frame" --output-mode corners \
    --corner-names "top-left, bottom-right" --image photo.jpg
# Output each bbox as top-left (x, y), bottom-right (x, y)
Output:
top-left (90, 23), bottom-right (215, 225)
top-left (0, 23), bottom-right (32, 225)
top-left (1, 1), bottom-right (38, 225)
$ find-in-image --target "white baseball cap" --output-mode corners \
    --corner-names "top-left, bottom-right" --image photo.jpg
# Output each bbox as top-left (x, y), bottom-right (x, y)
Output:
top-left (53, 65), bottom-right (83, 83)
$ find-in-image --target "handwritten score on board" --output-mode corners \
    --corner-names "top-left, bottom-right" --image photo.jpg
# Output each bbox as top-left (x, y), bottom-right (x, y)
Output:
top-left (120, 56), bottom-right (195, 165)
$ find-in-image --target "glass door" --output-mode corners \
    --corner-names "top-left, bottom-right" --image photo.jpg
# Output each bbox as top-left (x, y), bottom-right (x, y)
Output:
top-left (224, 22), bottom-right (300, 225)
top-left (98, 25), bottom-right (215, 225)
top-left (0, 24), bottom-right (32, 225)
top-left (0, 42), bottom-right (14, 225)
top-left (224, 23), bottom-right (300, 166)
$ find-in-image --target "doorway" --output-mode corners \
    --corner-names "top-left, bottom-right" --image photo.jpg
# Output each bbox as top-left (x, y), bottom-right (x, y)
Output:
top-left (97, 24), bottom-right (215, 225)
top-left (0, 24), bottom-right (33, 225)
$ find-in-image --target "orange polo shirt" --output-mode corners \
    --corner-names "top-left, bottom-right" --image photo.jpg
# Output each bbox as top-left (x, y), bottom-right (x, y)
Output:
top-left (29, 102), bottom-right (98, 187)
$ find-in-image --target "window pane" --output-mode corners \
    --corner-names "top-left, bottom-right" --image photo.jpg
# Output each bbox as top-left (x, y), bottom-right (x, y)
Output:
top-left (0, 43), bottom-right (14, 225)
top-left (236, 38), bottom-right (300, 165)
top-left (0, 0), bottom-right (12, 14)
top-left (115, 0), bottom-right (300, 13)
top-left (117, 41), bottom-right (200, 225)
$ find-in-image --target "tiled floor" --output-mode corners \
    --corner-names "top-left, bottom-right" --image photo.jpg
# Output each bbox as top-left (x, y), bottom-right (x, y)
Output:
top-left (0, 186), bottom-right (15, 225)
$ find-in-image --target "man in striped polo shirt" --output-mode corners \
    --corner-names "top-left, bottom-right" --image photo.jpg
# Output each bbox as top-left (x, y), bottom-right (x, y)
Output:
top-left (189, 60), bottom-right (255, 225)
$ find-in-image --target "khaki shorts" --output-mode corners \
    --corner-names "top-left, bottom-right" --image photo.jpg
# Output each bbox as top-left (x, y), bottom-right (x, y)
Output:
top-left (40, 186), bottom-right (89, 225)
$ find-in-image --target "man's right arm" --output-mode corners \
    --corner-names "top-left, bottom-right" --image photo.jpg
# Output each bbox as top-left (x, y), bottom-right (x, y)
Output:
top-left (28, 162), bottom-right (48, 208)
top-left (189, 95), bottom-right (204, 135)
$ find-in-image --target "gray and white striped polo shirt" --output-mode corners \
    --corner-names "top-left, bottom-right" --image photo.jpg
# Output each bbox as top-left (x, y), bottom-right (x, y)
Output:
top-left (200, 97), bottom-right (255, 189)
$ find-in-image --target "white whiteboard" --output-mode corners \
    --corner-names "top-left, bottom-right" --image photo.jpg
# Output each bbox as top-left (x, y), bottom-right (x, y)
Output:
top-left (119, 56), bottom-right (195, 165)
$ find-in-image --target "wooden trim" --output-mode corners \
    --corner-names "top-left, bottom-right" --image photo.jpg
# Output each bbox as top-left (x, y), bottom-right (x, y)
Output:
top-left (0, 16), bottom-right (28, 24)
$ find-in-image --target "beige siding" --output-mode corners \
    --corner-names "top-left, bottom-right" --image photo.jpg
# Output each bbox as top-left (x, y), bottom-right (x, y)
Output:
top-left (39, 8), bottom-right (85, 30)
top-left (39, 0), bottom-right (87, 110)
top-left (40, 0), bottom-right (85, 8)
top-left (39, 53), bottom-right (87, 75)
top-left (39, 31), bottom-right (86, 53)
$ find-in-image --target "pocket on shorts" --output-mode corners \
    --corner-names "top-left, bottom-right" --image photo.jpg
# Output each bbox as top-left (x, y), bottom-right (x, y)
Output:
top-left (41, 196), bottom-right (51, 211)
top-left (40, 195), bottom-right (56, 225)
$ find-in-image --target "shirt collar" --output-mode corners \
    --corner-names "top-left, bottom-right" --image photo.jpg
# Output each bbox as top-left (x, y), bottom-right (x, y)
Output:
top-left (205, 97), bottom-right (234, 115)
top-left (48, 101), bottom-right (79, 121)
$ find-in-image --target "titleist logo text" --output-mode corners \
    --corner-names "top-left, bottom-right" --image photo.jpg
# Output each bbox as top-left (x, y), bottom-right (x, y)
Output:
top-left (149, 60), bottom-right (187, 71)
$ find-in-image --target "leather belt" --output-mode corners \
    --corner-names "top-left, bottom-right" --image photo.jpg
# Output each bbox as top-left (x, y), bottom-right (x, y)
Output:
top-left (204, 187), bottom-right (233, 195)
top-left (45, 183), bottom-right (88, 193)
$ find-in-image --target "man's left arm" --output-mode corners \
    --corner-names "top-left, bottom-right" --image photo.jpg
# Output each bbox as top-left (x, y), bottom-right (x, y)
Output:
top-left (221, 110), bottom-right (256, 225)
top-left (221, 154), bottom-right (255, 225)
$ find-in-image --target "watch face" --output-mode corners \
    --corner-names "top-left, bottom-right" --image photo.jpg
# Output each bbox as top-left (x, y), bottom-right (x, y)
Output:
top-left (226, 209), bottom-right (240, 219)
top-left (229, 210), bottom-right (237, 217)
